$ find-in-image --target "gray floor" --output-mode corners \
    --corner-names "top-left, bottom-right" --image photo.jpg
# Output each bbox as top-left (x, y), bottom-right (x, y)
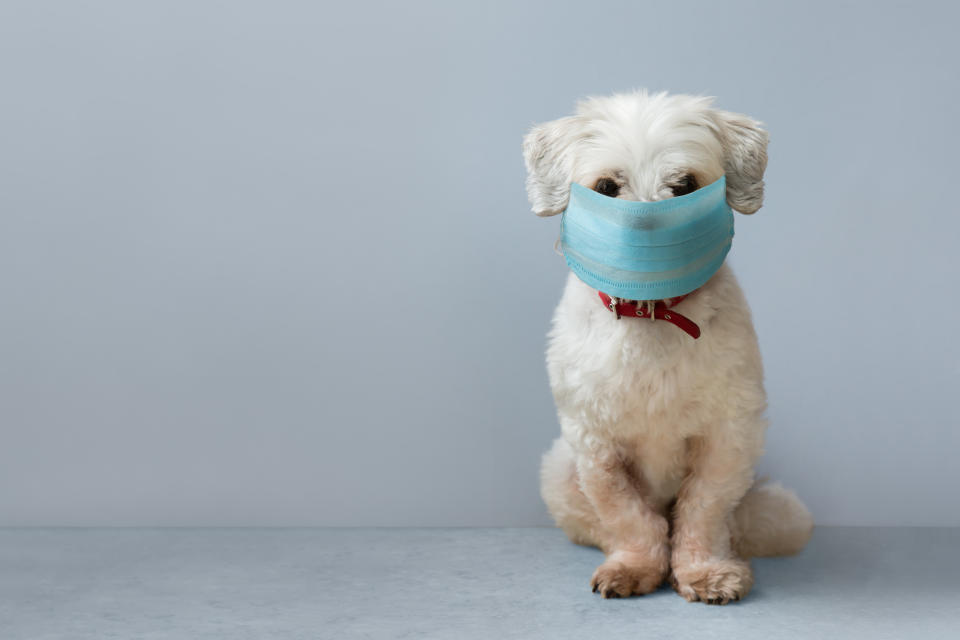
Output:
top-left (1, 527), bottom-right (958, 639)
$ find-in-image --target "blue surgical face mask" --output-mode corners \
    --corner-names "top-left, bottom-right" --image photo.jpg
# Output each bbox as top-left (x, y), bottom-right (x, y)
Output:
top-left (559, 175), bottom-right (734, 300)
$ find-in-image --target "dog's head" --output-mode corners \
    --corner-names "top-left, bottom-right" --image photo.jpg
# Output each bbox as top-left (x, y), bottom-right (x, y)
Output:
top-left (522, 91), bottom-right (768, 217)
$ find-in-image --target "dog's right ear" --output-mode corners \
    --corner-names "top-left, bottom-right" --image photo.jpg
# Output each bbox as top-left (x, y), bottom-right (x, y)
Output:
top-left (522, 116), bottom-right (587, 217)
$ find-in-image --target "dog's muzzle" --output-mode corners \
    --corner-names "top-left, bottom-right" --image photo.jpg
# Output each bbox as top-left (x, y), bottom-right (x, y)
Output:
top-left (558, 175), bottom-right (734, 301)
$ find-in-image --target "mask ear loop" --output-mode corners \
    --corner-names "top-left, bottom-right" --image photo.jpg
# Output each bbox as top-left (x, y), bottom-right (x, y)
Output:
top-left (553, 213), bottom-right (565, 256)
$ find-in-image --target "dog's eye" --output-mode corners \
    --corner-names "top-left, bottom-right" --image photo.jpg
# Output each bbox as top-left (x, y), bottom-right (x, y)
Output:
top-left (670, 174), bottom-right (699, 197)
top-left (593, 177), bottom-right (620, 197)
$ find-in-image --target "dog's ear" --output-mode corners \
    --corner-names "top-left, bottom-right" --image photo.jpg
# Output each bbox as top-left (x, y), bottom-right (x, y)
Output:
top-left (712, 110), bottom-right (769, 214)
top-left (522, 116), bottom-right (587, 217)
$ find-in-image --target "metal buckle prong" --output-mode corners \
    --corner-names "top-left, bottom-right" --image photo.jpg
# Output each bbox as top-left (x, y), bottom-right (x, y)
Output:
top-left (608, 296), bottom-right (621, 320)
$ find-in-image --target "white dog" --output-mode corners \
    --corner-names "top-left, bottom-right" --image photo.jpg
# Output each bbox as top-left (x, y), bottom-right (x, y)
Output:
top-left (524, 91), bottom-right (813, 604)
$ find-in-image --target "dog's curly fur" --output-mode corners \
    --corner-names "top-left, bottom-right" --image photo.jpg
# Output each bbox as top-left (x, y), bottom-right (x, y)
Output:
top-left (524, 91), bottom-right (813, 604)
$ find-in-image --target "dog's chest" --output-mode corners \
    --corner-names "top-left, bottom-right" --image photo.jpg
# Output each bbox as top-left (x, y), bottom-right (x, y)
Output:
top-left (550, 298), bottom-right (717, 500)
top-left (604, 342), bottom-right (703, 502)
top-left (552, 314), bottom-right (712, 434)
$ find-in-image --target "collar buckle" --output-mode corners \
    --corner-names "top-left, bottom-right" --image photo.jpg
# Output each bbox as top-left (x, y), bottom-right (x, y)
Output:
top-left (607, 296), bottom-right (621, 319)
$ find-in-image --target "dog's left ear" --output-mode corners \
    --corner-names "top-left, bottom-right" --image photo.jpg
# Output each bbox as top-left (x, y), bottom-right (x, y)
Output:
top-left (711, 110), bottom-right (769, 214)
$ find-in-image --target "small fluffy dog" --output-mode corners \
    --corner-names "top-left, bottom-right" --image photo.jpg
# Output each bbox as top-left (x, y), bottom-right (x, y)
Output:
top-left (523, 91), bottom-right (813, 604)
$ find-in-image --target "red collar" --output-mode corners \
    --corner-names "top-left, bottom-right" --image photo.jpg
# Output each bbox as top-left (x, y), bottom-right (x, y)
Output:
top-left (598, 291), bottom-right (701, 339)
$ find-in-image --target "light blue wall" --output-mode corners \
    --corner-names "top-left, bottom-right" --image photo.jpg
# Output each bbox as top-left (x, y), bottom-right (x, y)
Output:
top-left (2, 0), bottom-right (958, 526)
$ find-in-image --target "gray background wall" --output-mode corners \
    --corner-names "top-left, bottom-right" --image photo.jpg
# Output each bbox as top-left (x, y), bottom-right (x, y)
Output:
top-left (2, 0), bottom-right (958, 527)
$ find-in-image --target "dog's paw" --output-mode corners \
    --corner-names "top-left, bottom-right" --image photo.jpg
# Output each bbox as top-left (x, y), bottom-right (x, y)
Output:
top-left (590, 551), bottom-right (667, 598)
top-left (670, 557), bottom-right (753, 605)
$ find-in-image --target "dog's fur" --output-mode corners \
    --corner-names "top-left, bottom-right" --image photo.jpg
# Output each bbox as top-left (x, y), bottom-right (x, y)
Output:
top-left (524, 91), bottom-right (813, 604)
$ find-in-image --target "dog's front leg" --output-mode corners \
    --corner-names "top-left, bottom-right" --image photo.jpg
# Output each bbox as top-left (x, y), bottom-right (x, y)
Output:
top-left (670, 432), bottom-right (758, 604)
top-left (576, 449), bottom-right (670, 598)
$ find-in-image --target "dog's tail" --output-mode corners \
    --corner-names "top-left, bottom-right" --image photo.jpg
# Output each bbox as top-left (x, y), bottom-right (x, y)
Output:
top-left (732, 479), bottom-right (814, 558)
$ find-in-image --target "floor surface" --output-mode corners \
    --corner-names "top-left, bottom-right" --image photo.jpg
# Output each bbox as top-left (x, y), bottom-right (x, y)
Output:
top-left (1, 527), bottom-right (958, 639)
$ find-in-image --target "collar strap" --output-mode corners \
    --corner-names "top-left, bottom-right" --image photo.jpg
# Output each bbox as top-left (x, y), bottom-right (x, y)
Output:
top-left (597, 291), bottom-right (701, 339)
